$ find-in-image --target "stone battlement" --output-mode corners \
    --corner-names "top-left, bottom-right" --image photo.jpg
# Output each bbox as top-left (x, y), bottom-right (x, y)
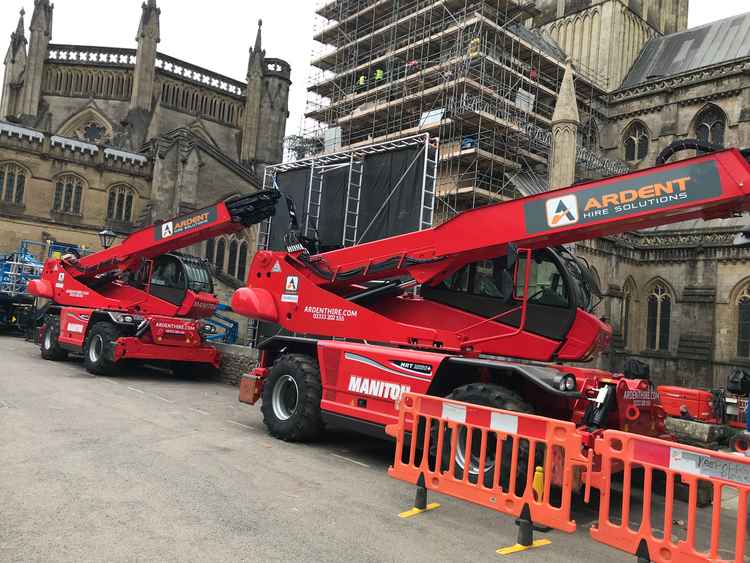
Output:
top-left (0, 121), bottom-right (151, 177)
top-left (46, 44), bottom-right (287, 100)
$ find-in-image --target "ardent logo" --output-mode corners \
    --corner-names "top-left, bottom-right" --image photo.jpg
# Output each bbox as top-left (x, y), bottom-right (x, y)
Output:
top-left (155, 207), bottom-right (217, 240)
top-left (161, 221), bottom-right (174, 238)
top-left (546, 194), bottom-right (579, 227)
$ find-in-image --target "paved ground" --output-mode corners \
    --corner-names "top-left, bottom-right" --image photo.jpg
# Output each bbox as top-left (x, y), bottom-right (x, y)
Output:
top-left (1, 335), bottom-right (635, 562)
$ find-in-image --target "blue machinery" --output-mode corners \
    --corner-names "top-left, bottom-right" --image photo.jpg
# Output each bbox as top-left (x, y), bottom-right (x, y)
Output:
top-left (0, 240), bottom-right (83, 330)
top-left (202, 304), bottom-right (239, 345)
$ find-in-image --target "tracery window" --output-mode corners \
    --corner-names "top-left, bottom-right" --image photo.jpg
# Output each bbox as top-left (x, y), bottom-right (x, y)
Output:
top-left (623, 122), bottom-right (650, 162)
top-left (695, 105), bottom-right (726, 147)
top-left (0, 162), bottom-right (27, 205)
top-left (237, 241), bottom-right (249, 281)
top-left (737, 286), bottom-right (750, 358)
top-left (581, 120), bottom-right (599, 151)
top-left (207, 236), bottom-right (250, 279)
top-left (646, 283), bottom-right (672, 351)
top-left (53, 174), bottom-right (84, 214)
top-left (215, 238), bottom-right (226, 273)
top-left (621, 279), bottom-right (636, 349)
top-left (106, 185), bottom-right (135, 223)
top-left (227, 239), bottom-right (238, 278)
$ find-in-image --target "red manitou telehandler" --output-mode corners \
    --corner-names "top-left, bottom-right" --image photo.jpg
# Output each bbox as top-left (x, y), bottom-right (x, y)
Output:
top-left (232, 144), bottom-right (750, 482)
top-left (28, 191), bottom-right (279, 376)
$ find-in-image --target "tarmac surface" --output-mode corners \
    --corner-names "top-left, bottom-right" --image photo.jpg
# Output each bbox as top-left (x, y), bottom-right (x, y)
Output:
top-left (0, 335), bottom-right (655, 562)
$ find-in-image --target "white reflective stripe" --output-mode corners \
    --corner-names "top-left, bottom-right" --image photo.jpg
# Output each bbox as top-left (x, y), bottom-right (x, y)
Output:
top-left (670, 447), bottom-right (750, 486)
top-left (442, 403), bottom-right (466, 423)
top-left (490, 412), bottom-right (519, 434)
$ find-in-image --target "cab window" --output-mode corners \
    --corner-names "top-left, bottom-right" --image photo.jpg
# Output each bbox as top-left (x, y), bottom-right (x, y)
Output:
top-left (515, 252), bottom-right (569, 308)
top-left (151, 256), bottom-right (186, 289)
top-left (440, 258), bottom-right (513, 302)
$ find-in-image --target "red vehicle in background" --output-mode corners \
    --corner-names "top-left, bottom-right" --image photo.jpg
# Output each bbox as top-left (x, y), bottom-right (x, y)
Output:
top-left (29, 191), bottom-right (278, 375)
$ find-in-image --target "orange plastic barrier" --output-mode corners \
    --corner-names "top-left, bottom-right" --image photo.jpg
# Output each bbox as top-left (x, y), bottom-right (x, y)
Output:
top-left (591, 429), bottom-right (750, 562)
top-left (386, 392), bottom-right (591, 533)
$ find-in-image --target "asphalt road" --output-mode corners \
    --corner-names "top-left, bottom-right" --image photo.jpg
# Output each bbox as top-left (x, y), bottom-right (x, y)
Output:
top-left (0, 335), bottom-right (631, 562)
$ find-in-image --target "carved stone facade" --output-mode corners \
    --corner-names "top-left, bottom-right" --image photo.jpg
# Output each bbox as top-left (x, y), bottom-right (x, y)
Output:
top-left (534, 0), bottom-right (687, 90)
top-left (577, 224), bottom-right (750, 390)
top-left (535, 2), bottom-right (750, 389)
top-left (0, 0), bottom-right (290, 343)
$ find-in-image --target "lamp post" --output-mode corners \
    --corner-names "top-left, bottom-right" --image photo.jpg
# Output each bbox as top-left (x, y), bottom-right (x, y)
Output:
top-left (98, 229), bottom-right (117, 249)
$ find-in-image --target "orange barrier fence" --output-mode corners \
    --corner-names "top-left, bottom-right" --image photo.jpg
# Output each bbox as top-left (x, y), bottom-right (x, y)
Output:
top-left (387, 393), bottom-right (750, 561)
top-left (590, 429), bottom-right (750, 563)
top-left (385, 392), bottom-right (591, 534)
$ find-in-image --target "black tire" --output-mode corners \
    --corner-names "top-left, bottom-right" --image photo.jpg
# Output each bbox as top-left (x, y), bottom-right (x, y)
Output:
top-left (170, 361), bottom-right (219, 380)
top-left (83, 321), bottom-right (120, 375)
top-left (261, 354), bottom-right (323, 442)
top-left (436, 383), bottom-right (540, 493)
top-left (40, 317), bottom-right (68, 361)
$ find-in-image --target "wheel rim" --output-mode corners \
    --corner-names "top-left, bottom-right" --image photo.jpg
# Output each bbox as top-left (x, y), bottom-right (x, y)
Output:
top-left (455, 427), bottom-right (496, 477)
top-left (89, 334), bottom-right (104, 364)
top-left (271, 374), bottom-right (299, 421)
top-left (43, 329), bottom-right (52, 350)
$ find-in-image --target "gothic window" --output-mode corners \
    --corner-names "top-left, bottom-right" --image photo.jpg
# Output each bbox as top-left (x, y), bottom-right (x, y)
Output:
top-left (621, 279), bottom-right (636, 349)
top-left (581, 120), bottom-right (599, 151)
top-left (623, 121), bottom-right (650, 162)
top-left (0, 162), bottom-right (27, 205)
top-left (53, 174), bottom-right (84, 215)
top-left (737, 286), bottom-right (750, 358)
top-left (205, 239), bottom-right (215, 264)
top-left (695, 105), bottom-right (726, 147)
top-left (106, 185), bottom-right (135, 223)
top-left (646, 283), bottom-right (672, 351)
top-left (237, 241), bottom-right (249, 281)
top-left (215, 238), bottom-right (226, 273)
top-left (227, 239), bottom-right (239, 278)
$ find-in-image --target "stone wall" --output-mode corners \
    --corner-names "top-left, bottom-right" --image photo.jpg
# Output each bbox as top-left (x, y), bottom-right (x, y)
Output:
top-left (578, 230), bottom-right (750, 390)
top-left (212, 343), bottom-right (257, 386)
top-left (0, 130), bottom-right (151, 253)
top-left (601, 69), bottom-right (750, 166)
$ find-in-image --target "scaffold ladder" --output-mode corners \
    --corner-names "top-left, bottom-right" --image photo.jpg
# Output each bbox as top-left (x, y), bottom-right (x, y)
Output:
top-left (419, 139), bottom-right (439, 230)
top-left (305, 165), bottom-right (324, 239)
top-left (256, 169), bottom-right (276, 252)
top-left (249, 169), bottom-right (276, 346)
top-left (342, 156), bottom-right (365, 246)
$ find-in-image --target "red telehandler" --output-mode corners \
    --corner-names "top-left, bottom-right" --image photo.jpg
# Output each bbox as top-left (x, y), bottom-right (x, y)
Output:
top-left (232, 144), bottom-right (750, 483)
top-left (28, 190), bottom-right (279, 375)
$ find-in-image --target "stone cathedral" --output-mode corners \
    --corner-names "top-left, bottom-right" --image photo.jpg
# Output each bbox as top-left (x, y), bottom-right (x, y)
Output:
top-left (0, 0), bottom-right (290, 292)
top-left (534, 0), bottom-right (750, 390)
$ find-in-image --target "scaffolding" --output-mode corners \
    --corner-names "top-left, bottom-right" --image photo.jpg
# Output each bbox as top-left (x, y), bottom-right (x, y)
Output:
top-left (303, 0), bottom-right (628, 219)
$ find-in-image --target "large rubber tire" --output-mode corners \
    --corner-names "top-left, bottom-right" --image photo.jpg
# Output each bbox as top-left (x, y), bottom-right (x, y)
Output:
top-left (83, 321), bottom-right (120, 375)
top-left (40, 317), bottom-right (68, 361)
top-left (438, 383), bottom-right (539, 493)
top-left (261, 354), bottom-right (323, 442)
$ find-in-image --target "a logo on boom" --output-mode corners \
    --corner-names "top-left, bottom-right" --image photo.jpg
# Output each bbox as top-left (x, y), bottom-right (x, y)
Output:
top-left (545, 194), bottom-right (579, 227)
top-left (161, 221), bottom-right (174, 238)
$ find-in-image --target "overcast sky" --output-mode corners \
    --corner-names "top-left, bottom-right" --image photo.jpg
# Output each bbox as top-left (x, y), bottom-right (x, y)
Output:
top-left (0, 0), bottom-right (746, 137)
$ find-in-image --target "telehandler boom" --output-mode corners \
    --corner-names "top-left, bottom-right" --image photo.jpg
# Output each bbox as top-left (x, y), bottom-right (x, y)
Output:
top-left (29, 190), bottom-right (278, 375)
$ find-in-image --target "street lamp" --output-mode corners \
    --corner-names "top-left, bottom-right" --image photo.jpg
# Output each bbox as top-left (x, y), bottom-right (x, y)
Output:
top-left (98, 229), bottom-right (117, 249)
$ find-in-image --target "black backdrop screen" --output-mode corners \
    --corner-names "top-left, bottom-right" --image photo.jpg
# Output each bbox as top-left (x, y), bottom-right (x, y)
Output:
top-left (257, 145), bottom-right (427, 343)
top-left (267, 146), bottom-right (425, 251)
